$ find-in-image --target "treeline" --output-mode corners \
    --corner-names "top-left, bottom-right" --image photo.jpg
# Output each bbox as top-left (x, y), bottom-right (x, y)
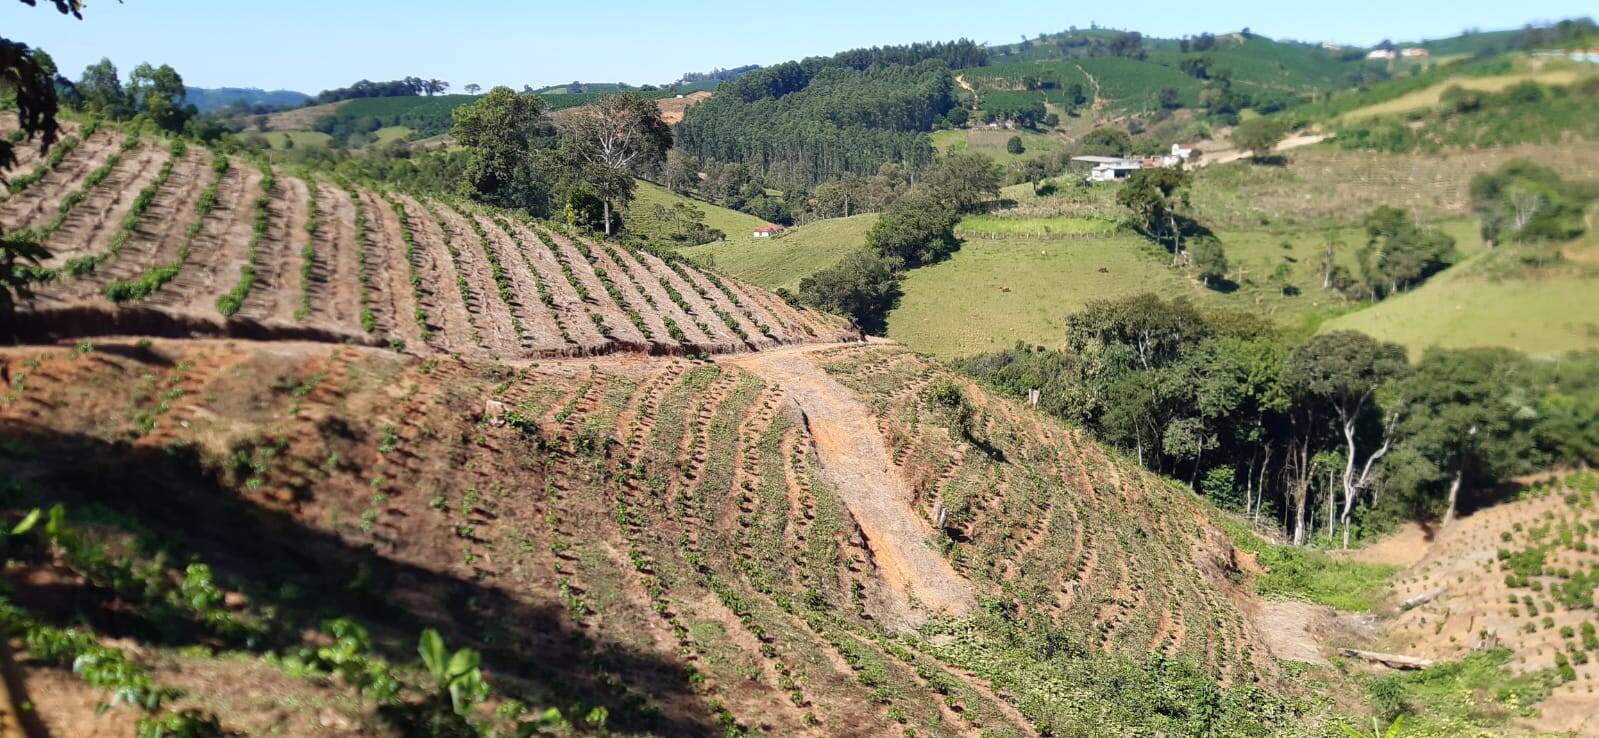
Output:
top-left (314, 77), bottom-right (449, 104)
top-left (677, 61), bottom-right (954, 189)
top-left (675, 40), bottom-right (985, 190)
top-left (959, 295), bottom-right (1599, 547)
top-left (675, 64), bottom-right (760, 85)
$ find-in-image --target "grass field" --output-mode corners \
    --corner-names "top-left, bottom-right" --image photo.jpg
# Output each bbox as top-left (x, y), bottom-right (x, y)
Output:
top-left (373, 125), bottom-right (414, 145)
top-left (886, 234), bottom-right (1196, 356)
top-left (957, 214), bottom-right (1120, 238)
top-left (628, 180), bottom-right (770, 242)
top-left (681, 213), bottom-right (877, 292)
top-left (1339, 67), bottom-right (1593, 122)
top-left (1322, 254), bottom-right (1599, 358)
top-left (930, 127), bottom-right (1066, 164)
top-left (262, 130), bottom-right (332, 149)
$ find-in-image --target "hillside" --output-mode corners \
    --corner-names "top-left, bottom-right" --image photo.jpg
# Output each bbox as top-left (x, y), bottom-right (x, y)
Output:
top-left (0, 333), bottom-right (1316, 736)
top-left (0, 121), bottom-right (854, 356)
top-left (185, 86), bottom-right (310, 112)
top-left (1380, 473), bottom-right (1599, 736)
top-left (680, 213), bottom-right (878, 293)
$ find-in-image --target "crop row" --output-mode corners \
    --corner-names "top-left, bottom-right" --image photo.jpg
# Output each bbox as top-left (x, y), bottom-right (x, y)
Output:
top-left (386, 193), bottom-right (432, 342)
top-left (215, 162), bottom-right (274, 317)
top-left (59, 137), bottom-right (182, 278)
top-left (3, 119), bottom-right (97, 194)
top-left (102, 152), bottom-right (230, 302)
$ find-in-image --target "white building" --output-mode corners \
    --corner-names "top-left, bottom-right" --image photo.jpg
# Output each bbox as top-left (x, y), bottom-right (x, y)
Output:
top-left (1366, 49), bottom-right (1396, 60)
top-left (752, 224), bottom-right (784, 238)
top-left (1072, 156), bottom-right (1143, 182)
top-left (1400, 48), bottom-right (1430, 58)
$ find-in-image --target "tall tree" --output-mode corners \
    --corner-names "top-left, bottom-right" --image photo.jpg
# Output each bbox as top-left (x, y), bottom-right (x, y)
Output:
top-left (1117, 167), bottom-right (1193, 256)
top-left (2, 0), bottom-right (78, 326)
top-left (561, 93), bottom-right (671, 235)
top-left (1284, 331), bottom-right (1409, 547)
top-left (127, 62), bottom-right (190, 131)
top-left (76, 57), bottom-right (125, 118)
top-left (450, 86), bottom-right (559, 213)
top-left (1384, 348), bottom-right (1535, 525)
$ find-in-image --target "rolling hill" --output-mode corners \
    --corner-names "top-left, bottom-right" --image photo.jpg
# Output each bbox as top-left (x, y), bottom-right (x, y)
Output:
top-left (0, 118), bottom-right (1347, 737)
top-left (0, 119), bottom-right (853, 356)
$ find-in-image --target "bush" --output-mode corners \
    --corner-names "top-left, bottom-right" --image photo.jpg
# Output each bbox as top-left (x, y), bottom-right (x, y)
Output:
top-left (797, 248), bottom-right (903, 335)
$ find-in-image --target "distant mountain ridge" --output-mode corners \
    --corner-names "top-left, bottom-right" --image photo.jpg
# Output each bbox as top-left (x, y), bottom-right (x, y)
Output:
top-left (185, 86), bottom-right (310, 112)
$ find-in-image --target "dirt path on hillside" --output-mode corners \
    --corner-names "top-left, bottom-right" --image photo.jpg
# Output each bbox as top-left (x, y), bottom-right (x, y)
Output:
top-left (727, 344), bottom-right (974, 620)
top-left (1198, 133), bottom-right (1329, 167)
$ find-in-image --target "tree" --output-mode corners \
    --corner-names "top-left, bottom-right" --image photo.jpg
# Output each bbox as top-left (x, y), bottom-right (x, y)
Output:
top-left (1285, 331), bottom-right (1409, 547)
top-left (76, 57), bottom-right (125, 118)
top-left (3, 5), bottom-right (75, 325)
top-left (424, 79), bottom-right (449, 96)
top-left (127, 62), bottom-right (190, 132)
top-left (1116, 167), bottom-right (1192, 255)
top-left (561, 93), bottom-right (671, 235)
top-left (661, 148), bottom-right (698, 194)
top-left (1006, 135), bottom-right (1025, 155)
top-left (797, 248), bottom-right (902, 334)
top-left (921, 153), bottom-right (1001, 213)
top-left (1384, 348), bottom-right (1535, 525)
top-left (1189, 238), bottom-right (1229, 287)
top-left (1230, 117), bottom-right (1289, 161)
top-left (464, 83), bottom-right (481, 95)
top-left (1357, 207), bottom-right (1455, 298)
top-left (865, 196), bottom-right (960, 267)
top-left (1469, 161), bottom-right (1587, 247)
top-left (1077, 127), bottom-right (1132, 156)
top-left (450, 86), bottom-right (559, 213)
top-left (1157, 87), bottom-right (1182, 110)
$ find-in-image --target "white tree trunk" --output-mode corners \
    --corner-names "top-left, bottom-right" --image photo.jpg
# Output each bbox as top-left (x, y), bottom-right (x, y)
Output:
top-left (1443, 468), bottom-right (1463, 527)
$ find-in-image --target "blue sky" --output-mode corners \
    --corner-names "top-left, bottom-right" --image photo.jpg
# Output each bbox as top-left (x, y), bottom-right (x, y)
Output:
top-left (2, 0), bottom-right (1592, 93)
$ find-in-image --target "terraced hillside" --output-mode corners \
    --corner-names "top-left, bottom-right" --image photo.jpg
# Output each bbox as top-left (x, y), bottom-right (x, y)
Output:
top-left (1385, 474), bottom-right (1599, 736)
top-left (1, 120), bottom-right (853, 358)
top-left (0, 338), bottom-right (1301, 737)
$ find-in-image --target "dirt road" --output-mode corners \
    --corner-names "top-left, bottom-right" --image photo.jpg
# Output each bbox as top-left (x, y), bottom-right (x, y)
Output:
top-left (727, 344), bottom-right (975, 618)
top-left (1198, 132), bottom-right (1329, 167)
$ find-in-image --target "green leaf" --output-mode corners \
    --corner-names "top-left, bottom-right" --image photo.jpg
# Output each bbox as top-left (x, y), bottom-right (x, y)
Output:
top-left (446, 647), bottom-right (480, 679)
top-left (1384, 716), bottom-right (1404, 738)
top-left (10, 508), bottom-right (41, 535)
top-left (417, 628), bottom-right (446, 681)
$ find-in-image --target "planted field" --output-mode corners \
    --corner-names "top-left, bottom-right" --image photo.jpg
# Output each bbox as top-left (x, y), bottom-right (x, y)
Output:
top-left (0, 337), bottom-right (1296, 736)
top-left (1384, 474), bottom-right (1599, 736)
top-left (1339, 67), bottom-right (1594, 122)
top-left (12, 122), bottom-right (853, 359)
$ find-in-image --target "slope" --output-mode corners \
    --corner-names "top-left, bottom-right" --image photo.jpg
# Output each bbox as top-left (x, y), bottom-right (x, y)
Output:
top-left (0, 337), bottom-right (1312, 737)
top-left (4, 121), bottom-right (855, 358)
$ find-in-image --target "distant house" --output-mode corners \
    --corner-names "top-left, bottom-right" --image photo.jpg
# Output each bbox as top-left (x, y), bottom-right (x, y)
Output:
top-left (1072, 155), bottom-right (1143, 182)
top-left (1365, 49), bottom-right (1396, 60)
top-left (752, 224), bottom-right (785, 238)
top-left (1400, 48), bottom-right (1429, 58)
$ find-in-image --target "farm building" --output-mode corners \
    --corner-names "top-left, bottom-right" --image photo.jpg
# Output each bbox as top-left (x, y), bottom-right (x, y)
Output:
top-left (752, 224), bottom-right (785, 238)
top-left (1365, 49), bottom-right (1396, 60)
top-left (1072, 156), bottom-right (1143, 182)
top-left (1072, 146), bottom-right (1192, 183)
top-left (1400, 48), bottom-right (1430, 58)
